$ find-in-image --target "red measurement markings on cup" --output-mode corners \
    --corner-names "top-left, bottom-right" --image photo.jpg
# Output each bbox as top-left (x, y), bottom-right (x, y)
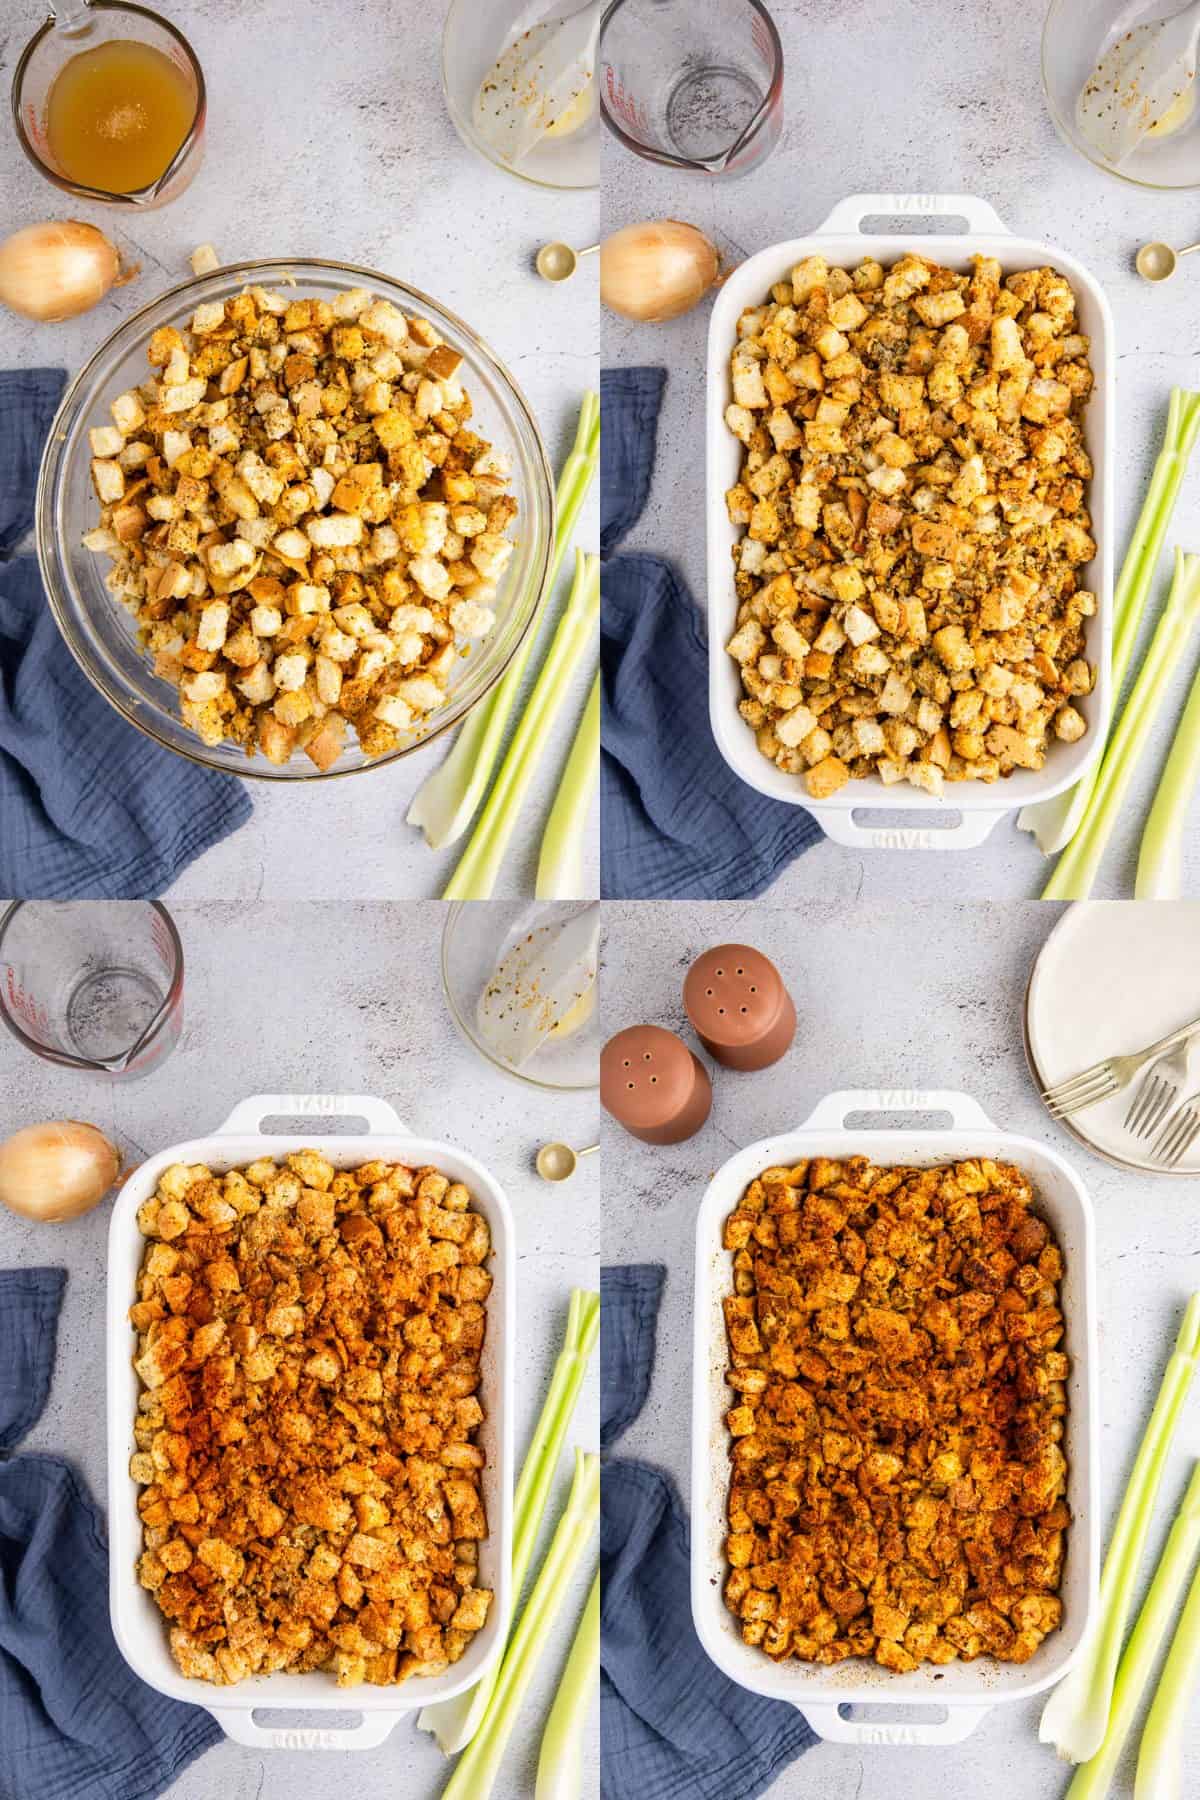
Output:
top-left (150, 909), bottom-right (175, 973)
top-left (750, 13), bottom-right (772, 61)
top-left (604, 65), bottom-right (649, 134)
top-left (4, 965), bottom-right (51, 1040)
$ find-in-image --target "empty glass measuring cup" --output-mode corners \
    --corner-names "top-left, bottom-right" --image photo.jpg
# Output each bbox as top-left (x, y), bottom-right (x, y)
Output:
top-left (599, 0), bottom-right (783, 177)
top-left (12, 0), bottom-right (206, 207)
top-left (0, 902), bottom-right (184, 1078)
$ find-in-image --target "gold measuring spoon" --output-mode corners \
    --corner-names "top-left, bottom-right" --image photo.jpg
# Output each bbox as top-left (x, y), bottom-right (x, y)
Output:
top-left (535, 1140), bottom-right (599, 1182)
top-left (535, 241), bottom-right (599, 283)
top-left (1136, 238), bottom-right (1200, 281)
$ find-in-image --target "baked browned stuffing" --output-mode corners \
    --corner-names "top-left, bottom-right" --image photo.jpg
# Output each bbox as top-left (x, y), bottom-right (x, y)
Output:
top-left (131, 1152), bottom-right (493, 1687)
top-left (86, 285), bottom-right (517, 768)
top-left (721, 1156), bottom-right (1068, 1672)
top-left (724, 253), bottom-right (1096, 799)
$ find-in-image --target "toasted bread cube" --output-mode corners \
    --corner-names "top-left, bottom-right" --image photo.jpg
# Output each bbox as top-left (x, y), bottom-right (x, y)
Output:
top-left (196, 602), bottom-right (230, 653)
top-left (111, 390), bottom-right (146, 435)
top-left (360, 302), bottom-right (408, 346)
top-left (273, 652), bottom-right (310, 693)
top-left (91, 459), bottom-right (125, 504)
top-left (235, 660), bottom-right (275, 705)
top-left (371, 693), bottom-right (412, 731)
top-left (469, 534), bottom-right (514, 583)
top-left (395, 676), bottom-right (443, 714)
top-left (732, 360), bottom-right (768, 409)
top-left (304, 712), bottom-right (346, 771)
top-left (805, 755), bottom-right (851, 800)
top-left (162, 378), bottom-right (206, 414)
top-left (306, 512), bottom-right (362, 548)
top-left (409, 555), bottom-right (451, 602)
top-left (89, 424), bottom-right (124, 458)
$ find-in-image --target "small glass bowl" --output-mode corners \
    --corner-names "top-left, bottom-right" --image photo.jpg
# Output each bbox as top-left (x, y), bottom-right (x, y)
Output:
top-left (441, 901), bottom-right (600, 1093)
top-left (1043, 0), bottom-right (1200, 190)
top-left (36, 257), bottom-right (554, 782)
top-left (441, 0), bottom-right (599, 192)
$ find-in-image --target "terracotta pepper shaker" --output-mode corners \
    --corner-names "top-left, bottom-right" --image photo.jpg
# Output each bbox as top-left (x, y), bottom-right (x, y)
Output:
top-left (683, 943), bottom-right (796, 1072)
top-left (601, 1024), bottom-right (713, 1145)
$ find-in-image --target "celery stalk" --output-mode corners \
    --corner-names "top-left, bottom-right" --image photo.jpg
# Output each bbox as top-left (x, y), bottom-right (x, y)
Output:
top-left (441, 1452), bottom-right (601, 1800)
top-left (407, 392), bottom-right (600, 850)
top-left (1020, 388), bottom-right (1200, 855)
top-left (419, 1289), bottom-right (599, 1756)
top-left (442, 551), bottom-right (599, 900)
top-left (535, 1568), bottom-right (600, 1800)
top-left (1041, 1294), bottom-right (1200, 1763)
top-left (536, 673), bottom-right (600, 900)
top-left (1067, 1465), bottom-right (1200, 1800)
top-left (1042, 551), bottom-right (1200, 900)
top-left (1135, 1524), bottom-right (1200, 1799)
top-left (1135, 648), bottom-right (1200, 899)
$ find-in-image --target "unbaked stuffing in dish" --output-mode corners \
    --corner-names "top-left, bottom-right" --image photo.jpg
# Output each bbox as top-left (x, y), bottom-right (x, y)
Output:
top-left (85, 285), bottom-right (518, 768)
top-left (131, 1153), bottom-right (493, 1687)
top-left (723, 254), bottom-right (1097, 799)
top-left (721, 1156), bottom-right (1069, 1672)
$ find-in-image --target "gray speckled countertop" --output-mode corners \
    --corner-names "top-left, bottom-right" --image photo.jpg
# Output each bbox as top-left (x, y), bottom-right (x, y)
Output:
top-left (0, 0), bottom-right (598, 901)
top-left (0, 902), bottom-right (599, 1800)
top-left (602, 898), bottom-right (1200, 1800)
top-left (602, 0), bottom-right (1200, 899)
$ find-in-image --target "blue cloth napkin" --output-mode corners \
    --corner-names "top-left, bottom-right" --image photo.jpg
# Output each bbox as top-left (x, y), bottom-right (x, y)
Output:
top-left (0, 1267), bottom-right (221, 1800)
top-left (600, 1265), bottom-right (816, 1800)
top-left (601, 367), bottom-right (666, 558)
top-left (600, 367), bottom-right (822, 899)
top-left (0, 368), bottom-right (252, 899)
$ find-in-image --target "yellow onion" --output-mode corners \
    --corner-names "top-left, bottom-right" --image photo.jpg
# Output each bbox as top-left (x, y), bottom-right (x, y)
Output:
top-left (0, 1121), bottom-right (121, 1222)
top-left (0, 221), bottom-right (135, 322)
top-left (600, 219), bottom-right (723, 323)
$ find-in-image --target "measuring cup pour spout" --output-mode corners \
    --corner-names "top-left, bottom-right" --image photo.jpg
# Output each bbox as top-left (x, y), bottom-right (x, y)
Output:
top-left (49, 1), bottom-right (98, 37)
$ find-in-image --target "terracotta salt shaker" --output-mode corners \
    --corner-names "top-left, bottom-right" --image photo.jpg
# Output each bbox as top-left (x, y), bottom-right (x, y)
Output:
top-left (683, 944), bottom-right (796, 1072)
top-left (601, 1024), bottom-right (713, 1145)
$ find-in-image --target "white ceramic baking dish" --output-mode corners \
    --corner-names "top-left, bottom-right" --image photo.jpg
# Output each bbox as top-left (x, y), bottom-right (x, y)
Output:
top-left (706, 193), bottom-right (1115, 850)
top-left (106, 1092), bottom-right (514, 1752)
top-left (691, 1089), bottom-right (1098, 1747)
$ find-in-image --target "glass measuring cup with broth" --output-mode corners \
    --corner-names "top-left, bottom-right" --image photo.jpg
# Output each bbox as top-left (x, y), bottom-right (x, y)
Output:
top-left (12, 1), bottom-right (205, 207)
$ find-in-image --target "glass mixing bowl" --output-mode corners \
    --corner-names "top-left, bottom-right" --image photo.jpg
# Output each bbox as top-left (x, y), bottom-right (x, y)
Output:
top-left (36, 257), bottom-right (554, 781)
top-left (441, 901), bottom-right (600, 1093)
top-left (1043, 0), bottom-right (1200, 190)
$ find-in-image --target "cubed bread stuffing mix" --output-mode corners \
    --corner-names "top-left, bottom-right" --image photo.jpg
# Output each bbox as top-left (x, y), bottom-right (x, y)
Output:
top-left (723, 253), bottom-right (1097, 800)
top-left (85, 284), bottom-right (518, 769)
top-left (131, 1152), bottom-right (494, 1687)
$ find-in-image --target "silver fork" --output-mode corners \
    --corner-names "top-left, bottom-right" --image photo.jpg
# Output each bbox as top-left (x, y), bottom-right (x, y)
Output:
top-left (1125, 1039), bottom-right (1195, 1139)
top-left (1152, 1093), bottom-right (1200, 1168)
top-left (1041, 1014), bottom-right (1200, 1120)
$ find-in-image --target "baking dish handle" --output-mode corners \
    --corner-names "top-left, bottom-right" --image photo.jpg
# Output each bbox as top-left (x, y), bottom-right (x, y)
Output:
top-left (212, 1093), bottom-right (409, 1135)
top-left (798, 1090), bottom-right (997, 1131)
top-left (813, 193), bottom-right (1010, 237)
top-left (800, 1701), bottom-right (991, 1745)
top-left (210, 1708), bottom-right (406, 1749)
top-left (807, 805), bottom-right (1003, 851)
